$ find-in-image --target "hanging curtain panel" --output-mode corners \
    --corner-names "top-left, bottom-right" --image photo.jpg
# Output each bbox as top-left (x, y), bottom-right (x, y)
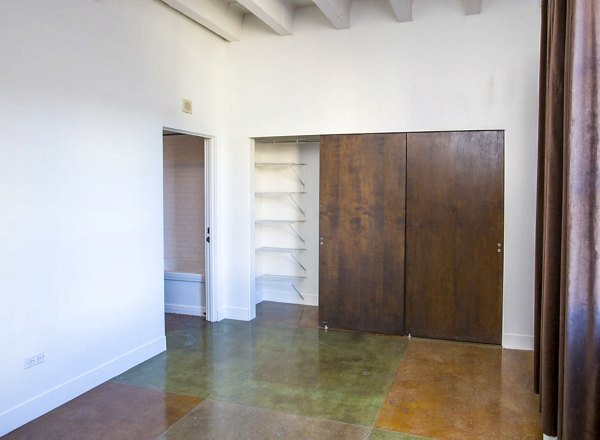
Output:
top-left (534, 0), bottom-right (600, 439)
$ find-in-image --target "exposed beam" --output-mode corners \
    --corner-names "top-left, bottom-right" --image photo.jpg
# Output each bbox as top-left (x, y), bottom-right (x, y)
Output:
top-left (312, 0), bottom-right (352, 29)
top-left (389, 0), bottom-right (412, 22)
top-left (237, 0), bottom-right (294, 36)
top-left (464, 0), bottom-right (482, 15)
top-left (161, 0), bottom-right (243, 41)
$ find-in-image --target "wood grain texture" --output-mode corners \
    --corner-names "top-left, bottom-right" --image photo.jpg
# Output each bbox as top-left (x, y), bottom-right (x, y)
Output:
top-left (405, 131), bottom-right (504, 344)
top-left (319, 133), bottom-right (406, 335)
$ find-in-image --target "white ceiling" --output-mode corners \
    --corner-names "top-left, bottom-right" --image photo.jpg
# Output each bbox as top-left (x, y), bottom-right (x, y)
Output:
top-left (161, 0), bottom-right (482, 41)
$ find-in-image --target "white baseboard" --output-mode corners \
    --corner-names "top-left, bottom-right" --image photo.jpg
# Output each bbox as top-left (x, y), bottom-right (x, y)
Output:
top-left (219, 307), bottom-right (251, 321)
top-left (543, 435), bottom-right (557, 440)
top-left (502, 333), bottom-right (534, 350)
top-left (165, 303), bottom-right (206, 316)
top-left (262, 290), bottom-right (318, 306)
top-left (0, 336), bottom-right (166, 437)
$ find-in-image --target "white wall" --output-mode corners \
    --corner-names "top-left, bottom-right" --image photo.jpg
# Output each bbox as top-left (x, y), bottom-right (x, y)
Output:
top-left (223, 0), bottom-right (541, 348)
top-left (0, 0), bottom-right (225, 435)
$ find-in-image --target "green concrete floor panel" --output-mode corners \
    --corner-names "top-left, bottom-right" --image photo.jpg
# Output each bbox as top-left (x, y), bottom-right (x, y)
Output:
top-left (113, 320), bottom-right (408, 426)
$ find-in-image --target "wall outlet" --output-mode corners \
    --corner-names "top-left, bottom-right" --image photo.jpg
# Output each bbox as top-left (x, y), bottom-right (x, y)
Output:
top-left (24, 352), bottom-right (45, 369)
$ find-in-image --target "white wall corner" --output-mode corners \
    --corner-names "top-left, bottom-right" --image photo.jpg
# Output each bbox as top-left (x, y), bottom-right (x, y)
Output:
top-left (502, 333), bottom-right (534, 350)
top-left (0, 337), bottom-right (166, 437)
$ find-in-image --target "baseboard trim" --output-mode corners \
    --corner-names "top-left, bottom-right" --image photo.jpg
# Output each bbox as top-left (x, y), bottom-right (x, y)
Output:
top-left (0, 336), bottom-right (166, 437)
top-left (165, 303), bottom-right (206, 317)
top-left (502, 333), bottom-right (534, 350)
top-left (262, 291), bottom-right (318, 306)
top-left (220, 307), bottom-right (250, 321)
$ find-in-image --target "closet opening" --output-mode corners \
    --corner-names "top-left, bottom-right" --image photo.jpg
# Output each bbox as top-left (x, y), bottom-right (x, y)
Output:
top-left (162, 129), bottom-right (213, 322)
top-left (253, 136), bottom-right (321, 317)
top-left (252, 131), bottom-right (504, 345)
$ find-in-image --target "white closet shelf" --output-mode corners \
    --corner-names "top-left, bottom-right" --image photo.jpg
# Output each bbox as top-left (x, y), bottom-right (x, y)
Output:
top-left (255, 219), bottom-right (306, 224)
top-left (256, 246), bottom-right (306, 253)
top-left (255, 162), bottom-right (307, 167)
top-left (256, 274), bottom-right (307, 282)
top-left (255, 191), bottom-right (307, 196)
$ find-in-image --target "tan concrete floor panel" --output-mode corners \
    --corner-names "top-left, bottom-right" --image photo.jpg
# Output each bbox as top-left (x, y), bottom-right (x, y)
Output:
top-left (375, 338), bottom-right (542, 440)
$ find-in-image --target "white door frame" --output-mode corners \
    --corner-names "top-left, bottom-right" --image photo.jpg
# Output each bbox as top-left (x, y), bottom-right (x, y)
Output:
top-left (162, 127), bottom-right (218, 322)
top-left (204, 136), bottom-right (217, 321)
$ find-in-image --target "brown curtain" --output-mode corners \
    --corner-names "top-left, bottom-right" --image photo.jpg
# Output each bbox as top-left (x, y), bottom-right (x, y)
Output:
top-left (534, 0), bottom-right (600, 439)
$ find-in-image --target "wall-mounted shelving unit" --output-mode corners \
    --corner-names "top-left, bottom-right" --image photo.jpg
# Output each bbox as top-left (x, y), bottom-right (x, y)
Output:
top-left (254, 140), bottom-right (319, 306)
top-left (255, 219), bottom-right (306, 224)
top-left (256, 247), bottom-right (307, 253)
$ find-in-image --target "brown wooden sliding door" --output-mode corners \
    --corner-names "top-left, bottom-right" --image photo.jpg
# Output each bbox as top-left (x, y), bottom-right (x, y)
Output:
top-left (319, 134), bottom-right (406, 334)
top-left (405, 131), bottom-right (504, 344)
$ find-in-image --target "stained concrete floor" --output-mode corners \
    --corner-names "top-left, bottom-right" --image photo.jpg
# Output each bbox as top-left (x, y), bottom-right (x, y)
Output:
top-left (5, 302), bottom-right (541, 439)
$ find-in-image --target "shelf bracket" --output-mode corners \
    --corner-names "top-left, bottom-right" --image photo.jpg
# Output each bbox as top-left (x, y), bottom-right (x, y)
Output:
top-left (288, 194), bottom-right (306, 217)
top-left (291, 254), bottom-right (307, 272)
top-left (291, 167), bottom-right (305, 188)
top-left (289, 224), bottom-right (305, 244)
top-left (291, 284), bottom-right (305, 300)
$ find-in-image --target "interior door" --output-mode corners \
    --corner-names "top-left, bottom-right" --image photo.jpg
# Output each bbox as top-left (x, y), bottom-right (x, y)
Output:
top-left (406, 131), bottom-right (504, 344)
top-left (319, 133), bottom-right (406, 334)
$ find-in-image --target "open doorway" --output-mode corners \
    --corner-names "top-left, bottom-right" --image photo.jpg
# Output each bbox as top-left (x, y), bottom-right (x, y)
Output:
top-left (162, 129), bottom-right (213, 320)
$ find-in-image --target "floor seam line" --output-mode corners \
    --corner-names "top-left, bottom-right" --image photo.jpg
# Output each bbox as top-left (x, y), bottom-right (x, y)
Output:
top-left (370, 338), bottom-right (412, 431)
top-left (198, 397), bottom-right (375, 430)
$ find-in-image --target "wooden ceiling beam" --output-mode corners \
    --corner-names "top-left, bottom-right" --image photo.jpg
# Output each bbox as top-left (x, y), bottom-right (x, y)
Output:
top-left (464, 0), bottom-right (482, 16)
top-left (312, 0), bottom-right (352, 29)
top-left (161, 0), bottom-right (243, 41)
top-left (389, 0), bottom-right (412, 22)
top-left (237, 0), bottom-right (295, 35)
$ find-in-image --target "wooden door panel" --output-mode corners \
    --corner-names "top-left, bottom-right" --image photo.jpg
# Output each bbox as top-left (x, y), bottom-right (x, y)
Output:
top-left (406, 131), bottom-right (504, 344)
top-left (319, 134), bottom-right (406, 335)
